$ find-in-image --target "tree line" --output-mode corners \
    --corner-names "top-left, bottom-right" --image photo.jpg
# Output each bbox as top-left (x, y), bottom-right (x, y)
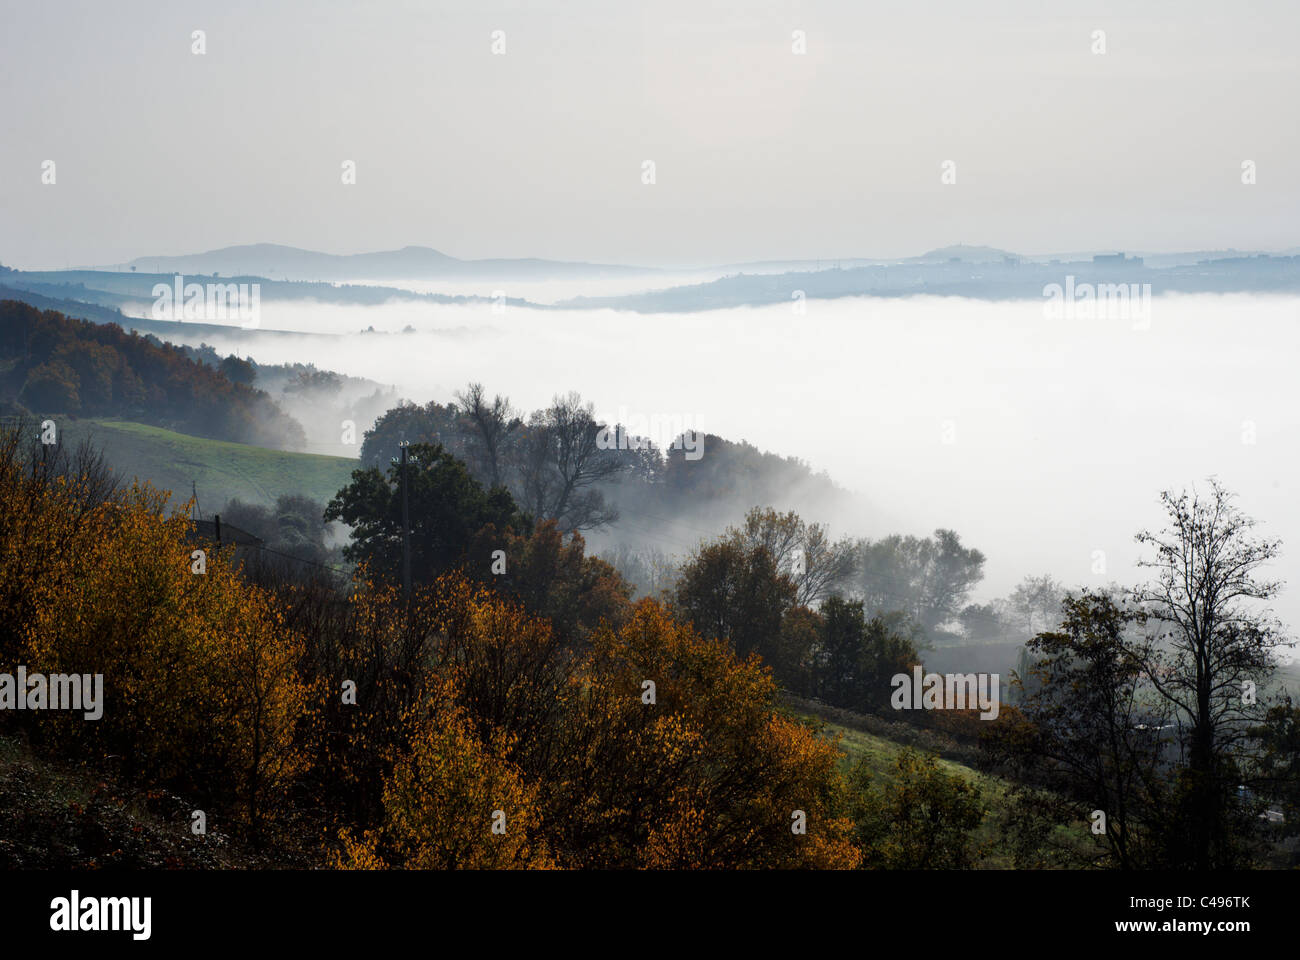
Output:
top-left (0, 300), bottom-right (304, 448)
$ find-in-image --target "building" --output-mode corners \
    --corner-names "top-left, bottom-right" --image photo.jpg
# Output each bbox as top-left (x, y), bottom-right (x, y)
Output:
top-left (1092, 252), bottom-right (1144, 266)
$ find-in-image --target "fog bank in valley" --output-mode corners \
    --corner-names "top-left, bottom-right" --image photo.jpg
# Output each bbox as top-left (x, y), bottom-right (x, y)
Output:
top-left (159, 292), bottom-right (1300, 631)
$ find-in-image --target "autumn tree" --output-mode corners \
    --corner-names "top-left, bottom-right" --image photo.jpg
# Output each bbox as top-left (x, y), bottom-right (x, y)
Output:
top-left (467, 518), bottom-right (631, 643)
top-left (0, 421), bottom-right (307, 839)
top-left (552, 600), bottom-right (861, 868)
top-left (0, 300), bottom-right (303, 448)
top-left (335, 680), bottom-right (552, 870)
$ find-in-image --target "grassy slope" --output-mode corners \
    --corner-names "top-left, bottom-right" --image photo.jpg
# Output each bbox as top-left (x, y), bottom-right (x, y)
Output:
top-left (807, 715), bottom-right (1023, 868)
top-left (789, 700), bottom-right (1093, 868)
top-left (57, 418), bottom-right (358, 511)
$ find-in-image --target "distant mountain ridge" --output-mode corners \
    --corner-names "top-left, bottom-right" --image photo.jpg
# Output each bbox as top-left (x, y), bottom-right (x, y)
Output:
top-left (910, 244), bottom-right (1020, 263)
top-left (105, 243), bottom-right (655, 282)
top-left (80, 241), bottom-right (1300, 282)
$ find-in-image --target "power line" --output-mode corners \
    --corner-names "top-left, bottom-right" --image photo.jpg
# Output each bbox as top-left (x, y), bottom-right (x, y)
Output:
top-left (252, 542), bottom-right (352, 576)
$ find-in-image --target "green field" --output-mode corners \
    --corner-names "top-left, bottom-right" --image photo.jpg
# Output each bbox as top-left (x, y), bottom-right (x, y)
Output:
top-left (57, 418), bottom-right (359, 513)
top-left (803, 715), bottom-right (1022, 867)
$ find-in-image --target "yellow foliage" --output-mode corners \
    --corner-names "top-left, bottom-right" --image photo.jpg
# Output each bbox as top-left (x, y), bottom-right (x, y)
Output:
top-left (0, 445), bottom-right (306, 835)
top-left (334, 680), bottom-right (552, 869)
top-left (561, 599), bottom-right (862, 868)
top-left (1, 429), bottom-right (866, 869)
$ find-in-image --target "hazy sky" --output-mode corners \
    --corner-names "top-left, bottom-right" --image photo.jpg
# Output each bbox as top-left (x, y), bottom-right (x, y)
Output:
top-left (2, 0), bottom-right (1298, 268)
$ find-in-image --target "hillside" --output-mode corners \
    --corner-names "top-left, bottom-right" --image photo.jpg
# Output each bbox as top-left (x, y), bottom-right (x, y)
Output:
top-left (790, 697), bottom-right (1081, 868)
top-left (812, 716), bottom-right (1020, 868)
top-left (109, 243), bottom-right (653, 282)
top-left (0, 732), bottom-right (301, 869)
top-left (56, 418), bottom-right (358, 511)
top-left (0, 299), bottom-right (304, 448)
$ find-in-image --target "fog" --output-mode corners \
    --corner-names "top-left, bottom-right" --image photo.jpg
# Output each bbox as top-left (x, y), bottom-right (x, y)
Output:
top-left (152, 292), bottom-right (1300, 632)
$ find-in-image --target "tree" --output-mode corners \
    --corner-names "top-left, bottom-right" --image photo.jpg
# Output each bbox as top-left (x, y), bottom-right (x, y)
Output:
top-left (2, 420), bottom-right (307, 840)
top-left (283, 367), bottom-right (342, 395)
top-left (1254, 698), bottom-right (1300, 844)
top-left (1008, 574), bottom-right (1068, 638)
top-left (18, 359), bottom-right (80, 412)
top-left (599, 542), bottom-right (677, 601)
top-left (220, 354), bottom-right (257, 387)
top-left (513, 392), bottom-right (624, 532)
top-left (359, 400), bottom-right (462, 470)
top-left (985, 591), bottom-right (1168, 868)
top-left (813, 599), bottom-right (920, 713)
top-left (818, 597), bottom-right (868, 706)
top-left (54, 340), bottom-right (117, 412)
top-left (849, 748), bottom-right (986, 869)
top-left (673, 537), bottom-right (795, 661)
top-left (855, 529), bottom-right (986, 639)
top-left (454, 382), bottom-right (520, 490)
top-left (857, 611), bottom-right (923, 712)
top-left (335, 681), bottom-right (552, 870)
top-left (737, 507), bottom-right (856, 606)
top-left (324, 442), bottom-right (526, 586)
top-left (0, 301), bottom-right (304, 449)
top-left (1132, 479), bottom-right (1289, 868)
top-left (556, 599), bottom-right (861, 868)
top-left (467, 519), bottom-right (632, 643)
top-left (960, 601), bottom-right (1011, 643)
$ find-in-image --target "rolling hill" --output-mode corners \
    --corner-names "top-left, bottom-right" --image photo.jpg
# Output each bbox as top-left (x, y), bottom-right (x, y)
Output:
top-left (106, 243), bottom-right (655, 282)
top-left (56, 418), bottom-right (358, 513)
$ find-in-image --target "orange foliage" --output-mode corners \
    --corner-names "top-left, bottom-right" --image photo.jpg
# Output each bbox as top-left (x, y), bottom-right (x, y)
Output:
top-left (557, 599), bottom-right (862, 868)
top-left (0, 440), bottom-right (306, 837)
top-left (1, 423), bottom-right (866, 869)
top-left (334, 679), bottom-right (552, 870)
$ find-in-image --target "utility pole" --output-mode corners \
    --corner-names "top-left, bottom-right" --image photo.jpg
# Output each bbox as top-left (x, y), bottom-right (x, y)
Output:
top-left (400, 443), bottom-right (412, 607)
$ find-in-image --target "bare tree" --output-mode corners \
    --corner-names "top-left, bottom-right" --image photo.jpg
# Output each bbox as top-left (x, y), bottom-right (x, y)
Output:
top-left (1133, 478), bottom-right (1290, 868)
top-left (454, 382), bottom-right (520, 490)
top-left (512, 393), bottom-right (623, 532)
top-left (1009, 574), bottom-right (1068, 637)
top-left (737, 506), bottom-right (856, 606)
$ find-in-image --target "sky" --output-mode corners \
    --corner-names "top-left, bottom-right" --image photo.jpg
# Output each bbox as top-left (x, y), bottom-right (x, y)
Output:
top-left (2, 0), bottom-right (1298, 269)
